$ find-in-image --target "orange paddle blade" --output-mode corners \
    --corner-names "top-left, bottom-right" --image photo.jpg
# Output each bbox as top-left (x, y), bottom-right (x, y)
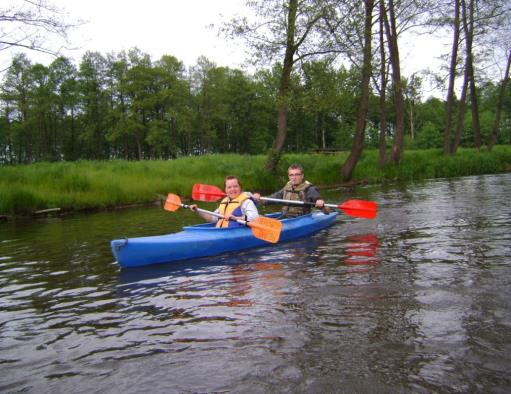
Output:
top-left (248, 216), bottom-right (282, 243)
top-left (164, 193), bottom-right (183, 212)
top-left (192, 183), bottom-right (225, 201)
top-left (339, 200), bottom-right (377, 219)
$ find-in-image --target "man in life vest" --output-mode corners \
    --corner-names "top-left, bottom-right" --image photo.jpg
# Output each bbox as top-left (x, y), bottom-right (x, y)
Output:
top-left (189, 175), bottom-right (259, 227)
top-left (253, 164), bottom-right (329, 217)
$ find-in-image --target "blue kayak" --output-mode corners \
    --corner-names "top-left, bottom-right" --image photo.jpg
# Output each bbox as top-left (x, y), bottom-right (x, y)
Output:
top-left (111, 211), bottom-right (338, 268)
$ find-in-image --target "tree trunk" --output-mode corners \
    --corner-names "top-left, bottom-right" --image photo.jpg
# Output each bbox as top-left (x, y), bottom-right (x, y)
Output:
top-left (443, 0), bottom-right (461, 155)
top-left (488, 49), bottom-right (511, 151)
top-left (463, 0), bottom-right (481, 149)
top-left (265, 0), bottom-right (298, 174)
top-left (383, 0), bottom-right (405, 163)
top-left (136, 138), bottom-right (142, 161)
top-left (71, 107), bottom-right (76, 160)
top-left (452, 70), bottom-right (469, 153)
top-left (378, 0), bottom-right (388, 168)
top-left (409, 101), bottom-right (414, 140)
top-left (321, 115), bottom-right (326, 149)
top-left (341, 0), bottom-right (374, 181)
top-left (468, 60), bottom-right (481, 149)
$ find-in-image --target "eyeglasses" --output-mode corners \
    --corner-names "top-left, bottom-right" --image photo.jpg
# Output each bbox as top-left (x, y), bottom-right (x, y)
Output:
top-left (288, 173), bottom-right (303, 177)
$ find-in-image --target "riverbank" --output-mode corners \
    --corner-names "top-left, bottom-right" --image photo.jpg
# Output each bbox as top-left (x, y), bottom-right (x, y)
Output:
top-left (1, 146), bottom-right (510, 218)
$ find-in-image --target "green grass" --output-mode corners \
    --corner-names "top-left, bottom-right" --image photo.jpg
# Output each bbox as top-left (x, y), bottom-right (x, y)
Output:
top-left (1, 146), bottom-right (510, 216)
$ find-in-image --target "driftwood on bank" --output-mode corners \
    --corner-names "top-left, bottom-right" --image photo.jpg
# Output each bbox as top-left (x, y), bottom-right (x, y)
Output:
top-left (33, 208), bottom-right (61, 216)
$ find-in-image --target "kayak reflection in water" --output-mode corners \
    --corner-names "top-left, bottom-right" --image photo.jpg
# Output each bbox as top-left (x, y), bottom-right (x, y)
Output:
top-left (252, 163), bottom-right (330, 218)
top-left (189, 175), bottom-right (259, 228)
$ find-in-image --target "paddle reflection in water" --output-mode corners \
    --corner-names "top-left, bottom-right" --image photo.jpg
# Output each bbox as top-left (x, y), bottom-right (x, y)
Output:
top-left (343, 233), bottom-right (380, 266)
top-left (2, 174), bottom-right (510, 392)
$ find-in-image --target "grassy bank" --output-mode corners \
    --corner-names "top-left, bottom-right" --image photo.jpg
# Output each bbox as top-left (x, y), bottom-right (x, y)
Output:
top-left (1, 146), bottom-right (510, 217)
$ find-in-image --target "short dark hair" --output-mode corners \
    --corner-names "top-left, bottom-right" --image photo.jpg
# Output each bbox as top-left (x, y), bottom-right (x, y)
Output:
top-left (224, 175), bottom-right (241, 188)
top-left (288, 164), bottom-right (303, 174)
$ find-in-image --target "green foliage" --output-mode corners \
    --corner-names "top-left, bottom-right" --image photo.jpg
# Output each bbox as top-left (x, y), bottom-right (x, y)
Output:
top-left (414, 121), bottom-right (443, 149)
top-left (0, 186), bottom-right (44, 215)
top-left (1, 46), bottom-right (510, 167)
top-left (2, 146), bottom-right (510, 216)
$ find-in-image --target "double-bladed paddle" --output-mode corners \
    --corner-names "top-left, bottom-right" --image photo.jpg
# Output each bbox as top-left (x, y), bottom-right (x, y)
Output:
top-left (192, 183), bottom-right (378, 219)
top-left (164, 193), bottom-right (282, 243)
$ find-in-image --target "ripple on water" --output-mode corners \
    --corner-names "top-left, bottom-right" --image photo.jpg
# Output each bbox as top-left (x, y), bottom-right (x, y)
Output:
top-left (0, 174), bottom-right (510, 392)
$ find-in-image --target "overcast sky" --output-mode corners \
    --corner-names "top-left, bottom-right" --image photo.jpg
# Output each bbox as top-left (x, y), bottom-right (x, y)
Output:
top-left (64, 0), bottom-right (248, 66)
top-left (2, 0), bottom-right (249, 70)
top-left (3, 0), bottom-right (452, 97)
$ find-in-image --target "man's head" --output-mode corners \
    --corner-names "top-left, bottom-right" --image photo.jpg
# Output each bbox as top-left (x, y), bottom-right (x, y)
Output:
top-left (287, 164), bottom-right (304, 187)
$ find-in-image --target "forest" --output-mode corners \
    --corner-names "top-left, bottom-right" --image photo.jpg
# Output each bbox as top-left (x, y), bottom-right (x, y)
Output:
top-left (0, 0), bottom-right (510, 180)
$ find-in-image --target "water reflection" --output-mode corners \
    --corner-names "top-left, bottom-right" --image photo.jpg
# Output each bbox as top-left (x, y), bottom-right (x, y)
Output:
top-left (343, 233), bottom-right (380, 266)
top-left (1, 174), bottom-right (510, 392)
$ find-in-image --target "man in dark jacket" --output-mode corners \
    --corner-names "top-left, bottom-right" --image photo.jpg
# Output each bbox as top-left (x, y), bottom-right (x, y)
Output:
top-left (252, 164), bottom-right (329, 217)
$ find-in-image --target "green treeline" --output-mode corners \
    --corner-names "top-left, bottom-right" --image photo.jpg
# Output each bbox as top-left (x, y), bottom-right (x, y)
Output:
top-left (1, 50), bottom-right (510, 164)
top-left (1, 147), bottom-right (510, 216)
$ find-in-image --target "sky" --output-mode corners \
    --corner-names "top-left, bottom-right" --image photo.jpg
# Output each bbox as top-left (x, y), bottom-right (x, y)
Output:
top-left (2, 0), bottom-right (250, 70)
top-left (2, 0), bottom-right (454, 98)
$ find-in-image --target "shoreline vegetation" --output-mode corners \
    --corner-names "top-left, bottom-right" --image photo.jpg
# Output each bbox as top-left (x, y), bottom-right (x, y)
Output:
top-left (1, 146), bottom-right (510, 219)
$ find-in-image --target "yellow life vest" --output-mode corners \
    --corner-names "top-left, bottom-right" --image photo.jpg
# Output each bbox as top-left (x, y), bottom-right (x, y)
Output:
top-left (216, 192), bottom-right (251, 228)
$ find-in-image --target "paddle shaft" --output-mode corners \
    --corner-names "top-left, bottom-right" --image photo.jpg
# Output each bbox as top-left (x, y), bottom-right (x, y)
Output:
top-left (191, 183), bottom-right (377, 219)
top-left (260, 196), bottom-right (327, 207)
top-left (181, 202), bottom-right (251, 226)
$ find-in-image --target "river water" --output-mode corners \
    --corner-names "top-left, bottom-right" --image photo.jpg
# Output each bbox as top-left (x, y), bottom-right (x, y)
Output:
top-left (1, 174), bottom-right (510, 393)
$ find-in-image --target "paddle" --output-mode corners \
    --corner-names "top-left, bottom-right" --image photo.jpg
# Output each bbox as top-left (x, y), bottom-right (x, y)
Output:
top-left (164, 193), bottom-right (282, 243)
top-left (192, 183), bottom-right (378, 219)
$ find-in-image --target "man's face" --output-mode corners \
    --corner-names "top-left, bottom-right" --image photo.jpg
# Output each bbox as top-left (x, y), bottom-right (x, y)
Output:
top-left (288, 168), bottom-right (304, 187)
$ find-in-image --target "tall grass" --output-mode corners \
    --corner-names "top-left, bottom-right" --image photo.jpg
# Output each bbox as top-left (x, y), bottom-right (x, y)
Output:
top-left (1, 146), bottom-right (510, 216)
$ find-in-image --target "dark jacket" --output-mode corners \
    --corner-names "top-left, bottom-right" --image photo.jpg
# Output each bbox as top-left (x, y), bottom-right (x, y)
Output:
top-left (266, 180), bottom-right (322, 217)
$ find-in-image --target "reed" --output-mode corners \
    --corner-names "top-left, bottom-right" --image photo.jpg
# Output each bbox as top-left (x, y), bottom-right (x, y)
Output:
top-left (1, 146), bottom-right (510, 216)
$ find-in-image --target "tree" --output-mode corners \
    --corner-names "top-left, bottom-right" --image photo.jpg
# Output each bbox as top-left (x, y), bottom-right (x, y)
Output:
top-left (189, 57), bottom-right (224, 154)
top-left (487, 49), bottom-right (511, 150)
top-left (442, 0), bottom-right (461, 155)
top-left (340, 0), bottom-right (375, 181)
top-left (437, 0), bottom-right (510, 153)
top-left (296, 60), bottom-right (348, 151)
top-left (78, 51), bottom-right (110, 159)
top-left (152, 55), bottom-right (191, 158)
top-left (462, 0), bottom-right (481, 149)
top-left (222, 68), bottom-right (263, 154)
top-left (377, 0), bottom-right (389, 168)
top-left (104, 51), bottom-right (131, 159)
top-left (403, 73), bottom-right (423, 141)
top-left (1, 53), bottom-right (34, 162)
top-left (415, 96), bottom-right (446, 146)
top-left (28, 62), bottom-right (53, 160)
top-left (486, 7), bottom-right (511, 150)
top-left (381, 0), bottom-right (406, 163)
top-left (48, 56), bottom-right (79, 160)
top-left (223, 0), bottom-right (333, 173)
